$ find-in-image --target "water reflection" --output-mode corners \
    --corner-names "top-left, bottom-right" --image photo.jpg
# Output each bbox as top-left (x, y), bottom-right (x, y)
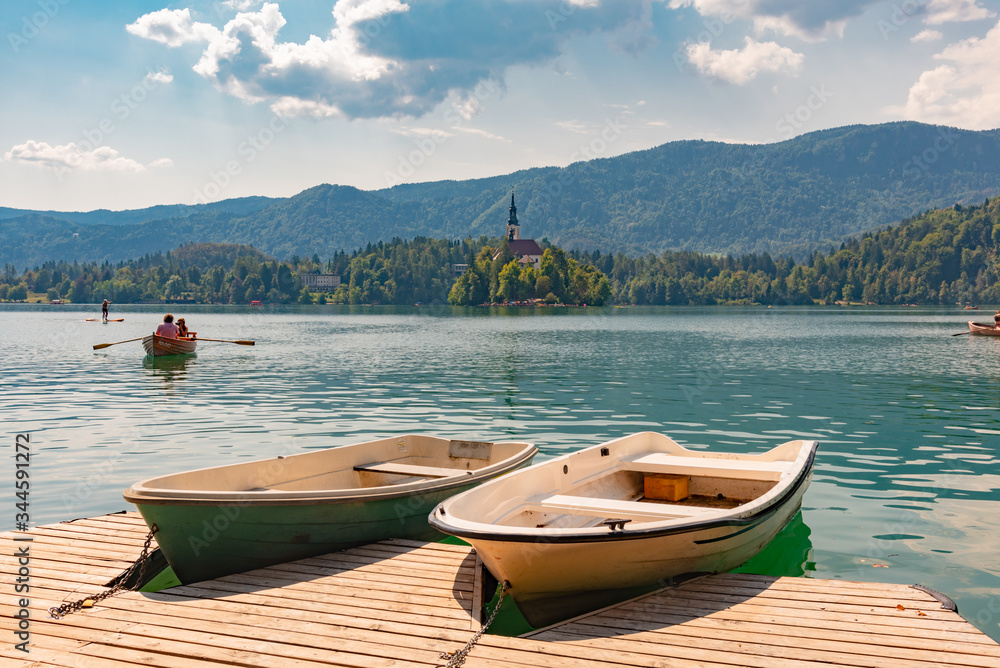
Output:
top-left (734, 511), bottom-right (814, 577)
top-left (142, 354), bottom-right (197, 387)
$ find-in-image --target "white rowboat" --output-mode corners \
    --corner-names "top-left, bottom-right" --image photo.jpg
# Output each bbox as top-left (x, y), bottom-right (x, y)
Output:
top-left (430, 431), bottom-right (817, 626)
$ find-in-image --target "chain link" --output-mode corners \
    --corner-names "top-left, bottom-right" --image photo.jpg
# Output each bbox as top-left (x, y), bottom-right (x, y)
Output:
top-left (438, 580), bottom-right (510, 668)
top-left (48, 524), bottom-right (158, 620)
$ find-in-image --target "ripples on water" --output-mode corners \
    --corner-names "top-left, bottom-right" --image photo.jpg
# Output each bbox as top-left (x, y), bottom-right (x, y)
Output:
top-left (1, 303), bottom-right (998, 639)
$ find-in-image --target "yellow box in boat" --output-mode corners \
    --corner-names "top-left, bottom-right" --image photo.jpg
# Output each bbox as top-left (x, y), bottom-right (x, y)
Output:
top-left (644, 473), bottom-right (689, 501)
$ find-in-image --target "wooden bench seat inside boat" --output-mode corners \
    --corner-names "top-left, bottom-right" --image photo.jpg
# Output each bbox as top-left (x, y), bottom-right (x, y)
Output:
top-left (532, 494), bottom-right (721, 521)
top-left (353, 461), bottom-right (475, 478)
top-left (621, 453), bottom-right (791, 482)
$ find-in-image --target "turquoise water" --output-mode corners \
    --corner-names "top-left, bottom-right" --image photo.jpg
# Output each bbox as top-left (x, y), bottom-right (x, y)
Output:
top-left (2, 303), bottom-right (999, 640)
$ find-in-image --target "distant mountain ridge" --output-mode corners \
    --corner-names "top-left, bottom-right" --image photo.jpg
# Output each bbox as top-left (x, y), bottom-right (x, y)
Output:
top-left (4, 121), bottom-right (1000, 269)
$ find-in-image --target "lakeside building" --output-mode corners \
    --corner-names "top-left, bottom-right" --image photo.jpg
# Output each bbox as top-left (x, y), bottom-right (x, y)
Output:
top-left (300, 274), bottom-right (341, 290)
top-left (494, 191), bottom-right (542, 270)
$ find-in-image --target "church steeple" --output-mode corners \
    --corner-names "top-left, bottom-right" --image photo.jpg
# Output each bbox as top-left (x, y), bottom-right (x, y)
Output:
top-left (506, 190), bottom-right (520, 241)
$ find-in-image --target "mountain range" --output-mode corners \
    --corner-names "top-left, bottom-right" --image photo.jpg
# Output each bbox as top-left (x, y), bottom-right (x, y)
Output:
top-left (4, 121), bottom-right (1000, 270)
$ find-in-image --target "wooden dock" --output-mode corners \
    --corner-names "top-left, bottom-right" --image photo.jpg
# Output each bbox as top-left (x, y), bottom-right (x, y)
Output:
top-left (2, 512), bottom-right (998, 667)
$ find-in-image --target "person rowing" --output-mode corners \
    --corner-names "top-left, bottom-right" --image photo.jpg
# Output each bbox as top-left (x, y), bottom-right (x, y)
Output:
top-left (155, 314), bottom-right (180, 339)
top-left (102, 299), bottom-right (110, 322)
top-left (994, 310), bottom-right (1000, 329)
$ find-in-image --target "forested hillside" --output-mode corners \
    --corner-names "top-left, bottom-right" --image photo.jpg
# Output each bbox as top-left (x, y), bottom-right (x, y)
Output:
top-left (4, 122), bottom-right (1000, 271)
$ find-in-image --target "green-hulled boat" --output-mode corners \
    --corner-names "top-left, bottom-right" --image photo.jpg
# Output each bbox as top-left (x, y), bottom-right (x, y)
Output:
top-left (123, 435), bottom-right (536, 584)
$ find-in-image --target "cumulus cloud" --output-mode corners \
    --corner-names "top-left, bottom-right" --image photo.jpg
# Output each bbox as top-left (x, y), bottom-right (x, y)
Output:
top-left (686, 37), bottom-right (803, 84)
top-left (126, 1), bottom-right (650, 120)
top-left (148, 158), bottom-right (174, 168)
top-left (912, 29), bottom-right (944, 42)
top-left (668, 0), bottom-right (872, 41)
top-left (894, 20), bottom-right (1000, 129)
top-left (2, 141), bottom-right (148, 173)
top-left (126, 8), bottom-right (220, 47)
top-left (924, 0), bottom-right (996, 25)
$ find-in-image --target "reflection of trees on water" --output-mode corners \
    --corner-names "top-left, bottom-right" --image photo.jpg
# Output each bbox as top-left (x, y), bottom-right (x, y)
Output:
top-left (142, 354), bottom-right (197, 392)
top-left (733, 510), bottom-right (814, 578)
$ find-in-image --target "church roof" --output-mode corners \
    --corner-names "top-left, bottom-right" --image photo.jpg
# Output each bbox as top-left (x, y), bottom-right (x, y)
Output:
top-left (509, 239), bottom-right (543, 256)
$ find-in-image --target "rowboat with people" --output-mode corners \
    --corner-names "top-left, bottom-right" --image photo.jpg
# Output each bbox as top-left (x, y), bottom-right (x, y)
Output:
top-left (123, 434), bottom-right (537, 584)
top-left (141, 333), bottom-right (198, 356)
top-left (430, 431), bottom-right (818, 627)
top-left (967, 321), bottom-right (1000, 336)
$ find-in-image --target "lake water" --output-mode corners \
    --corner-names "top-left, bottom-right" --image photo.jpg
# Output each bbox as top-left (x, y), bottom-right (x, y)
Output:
top-left (2, 303), bottom-right (999, 640)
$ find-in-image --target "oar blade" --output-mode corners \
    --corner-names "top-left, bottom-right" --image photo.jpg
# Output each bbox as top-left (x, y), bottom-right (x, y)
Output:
top-left (93, 342), bottom-right (112, 350)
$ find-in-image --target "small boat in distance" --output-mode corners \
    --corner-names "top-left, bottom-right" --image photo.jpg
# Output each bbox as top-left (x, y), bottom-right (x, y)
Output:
top-left (430, 431), bottom-right (817, 627)
top-left (142, 334), bottom-right (197, 356)
top-left (124, 435), bottom-right (537, 584)
top-left (968, 321), bottom-right (1000, 336)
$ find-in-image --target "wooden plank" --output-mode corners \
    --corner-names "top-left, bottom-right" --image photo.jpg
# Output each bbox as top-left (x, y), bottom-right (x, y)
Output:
top-left (534, 494), bottom-right (718, 520)
top-left (354, 461), bottom-right (476, 478)
top-left (622, 453), bottom-right (790, 481)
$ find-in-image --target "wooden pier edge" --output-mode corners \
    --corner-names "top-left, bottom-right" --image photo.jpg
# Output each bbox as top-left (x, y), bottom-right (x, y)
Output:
top-left (1, 512), bottom-right (997, 668)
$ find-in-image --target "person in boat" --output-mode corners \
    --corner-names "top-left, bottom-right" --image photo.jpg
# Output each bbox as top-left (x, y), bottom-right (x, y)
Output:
top-left (176, 318), bottom-right (196, 339)
top-left (101, 299), bottom-right (110, 322)
top-left (155, 314), bottom-right (180, 339)
top-left (994, 310), bottom-right (1000, 329)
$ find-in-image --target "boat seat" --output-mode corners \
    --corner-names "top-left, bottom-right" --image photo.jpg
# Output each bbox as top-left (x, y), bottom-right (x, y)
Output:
top-left (621, 453), bottom-right (791, 482)
top-left (354, 461), bottom-right (475, 479)
top-left (532, 494), bottom-right (720, 521)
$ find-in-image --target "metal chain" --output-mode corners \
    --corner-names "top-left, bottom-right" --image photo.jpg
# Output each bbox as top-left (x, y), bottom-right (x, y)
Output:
top-left (48, 524), bottom-right (158, 620)
top-left (438, 580), bottom-right (510, 668)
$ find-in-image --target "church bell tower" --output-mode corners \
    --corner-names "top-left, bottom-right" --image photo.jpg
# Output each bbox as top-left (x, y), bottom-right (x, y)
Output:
top-left (506, 191), bottom-right (520, 241)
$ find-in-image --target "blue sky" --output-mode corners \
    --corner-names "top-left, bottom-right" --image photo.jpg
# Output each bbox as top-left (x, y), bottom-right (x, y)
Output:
top-left (2, 0), bottom-right (998, 211)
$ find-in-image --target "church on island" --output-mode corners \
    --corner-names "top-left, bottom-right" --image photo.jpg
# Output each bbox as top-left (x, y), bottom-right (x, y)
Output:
top-left (494, 191), bottom-right (543, 270)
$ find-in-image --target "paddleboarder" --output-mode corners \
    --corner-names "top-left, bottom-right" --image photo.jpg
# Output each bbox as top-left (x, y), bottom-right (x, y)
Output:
top-left (101, 299), bottom-right (110, 322)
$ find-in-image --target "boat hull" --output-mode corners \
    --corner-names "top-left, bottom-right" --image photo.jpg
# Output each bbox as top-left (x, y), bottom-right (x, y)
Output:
top-left (430, 431), bottom-right (817, 627)
top-left (124, 435), bottom-right (536, 584)
top-left (465, 470), bottom-right (810, 626)
top-left (142, 334), bottom-right (197, 356)
top-left (968, 321), bottom-right (1000, 336)
top-left (132, 486), bottom-right (483, 584)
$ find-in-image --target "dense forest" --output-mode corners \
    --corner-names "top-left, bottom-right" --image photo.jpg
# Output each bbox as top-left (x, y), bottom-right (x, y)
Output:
top-left (4, 122), bottom-right (1000, 270)
top-left (3, 197), bottom-right (999, 307)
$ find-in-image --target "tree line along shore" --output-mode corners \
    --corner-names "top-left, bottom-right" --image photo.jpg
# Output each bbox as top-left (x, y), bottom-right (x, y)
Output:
top-left (3, 197), bottom-right (999, 307)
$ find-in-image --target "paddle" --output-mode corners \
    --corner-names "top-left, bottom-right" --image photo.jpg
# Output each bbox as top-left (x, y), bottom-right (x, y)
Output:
top-left (93, 337), bottom-right (145, 350)
top-left (952, 332), bottom-right (970, 336)
top-left (192, 338), bottom-right (255, 346)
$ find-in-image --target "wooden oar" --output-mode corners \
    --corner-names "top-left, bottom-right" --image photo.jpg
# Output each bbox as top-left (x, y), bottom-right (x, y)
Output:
top-left (192, 338), bottom-right (255, 346)
top-left (952, 331), bottom-right (971, 336)
top-left (93, 337), bottom-right (145, 350)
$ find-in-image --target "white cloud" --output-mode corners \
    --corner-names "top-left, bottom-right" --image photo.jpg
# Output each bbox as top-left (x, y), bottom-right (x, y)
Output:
top-left (2, 141), bottom-right (148, 173)
top-left (452, 126), bottom-right (511, 143)
top-left (125, 8), bottom-right (220, 47)
top-left (556, 120), bottom-right (592, 134)
top-left (222, 0), bottom-right (263, 10)
top-left (894, 20), bottom-right (1000, 129)
top-left (127, 1), bottom-right (650, 120)
top-left (668, 0), bottom-right (862, 41)
top-left (912, 29), bottom-right (944, 42)
top-left (924, 0), bottom-right (996, 25)
top-left (148, 158), bottom-right (174, 168)
top-left (145, 69), bottom-right (174, 85)
top-left (686, 37), bottom-right (804, 84)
